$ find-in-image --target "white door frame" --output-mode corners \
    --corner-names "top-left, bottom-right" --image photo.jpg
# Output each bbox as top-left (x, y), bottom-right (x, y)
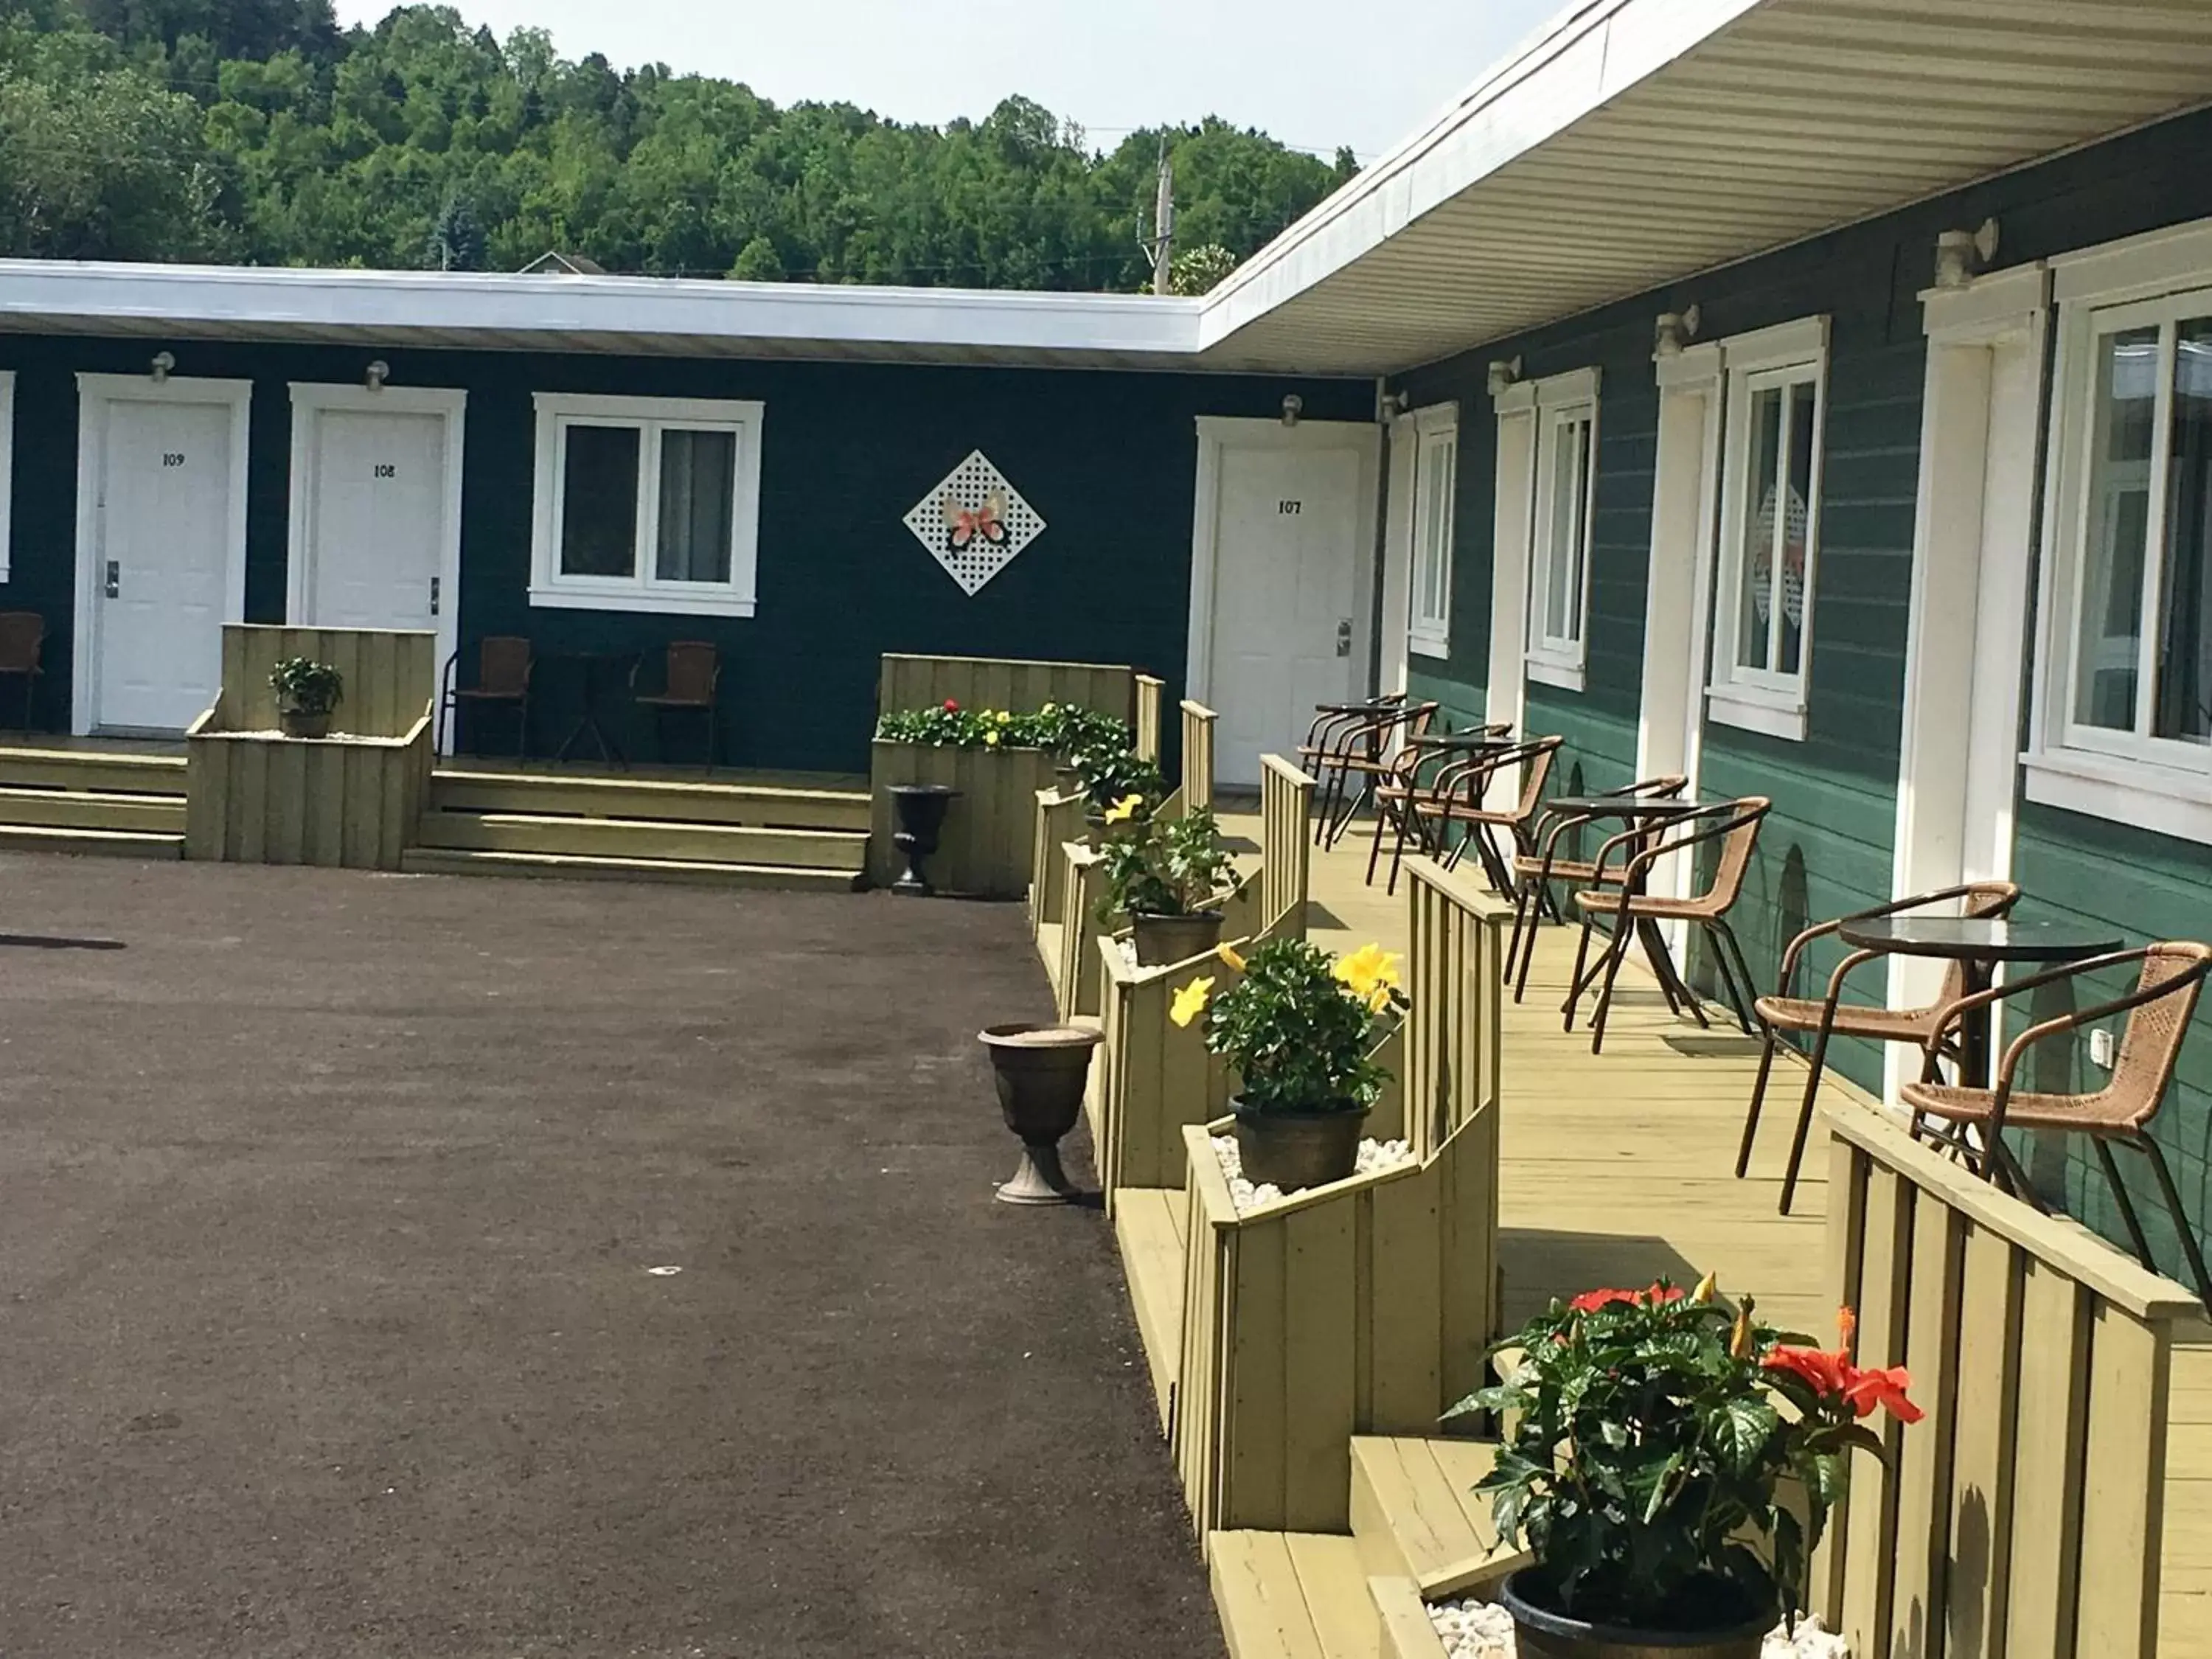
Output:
top-left (72, 372), bottom-right (252, 737)
top-left (1186, 414), bottom-right (1383, 707)
top-left (285, 382), bottom-right (467, 682)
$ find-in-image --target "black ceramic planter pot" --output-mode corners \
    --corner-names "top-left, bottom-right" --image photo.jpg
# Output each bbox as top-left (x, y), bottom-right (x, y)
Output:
top-left (278, 706), bottom-right (332, 739)
top-left (1499, 1571), bottom-right (1774, 1659)
top-left (1231, 1100), bottom-right (1368, 1192)
top-left (1130, 910), bottom-right (1225, 967)
top-left (886, 784), bottom-right (959, 895)
top-left (978, 1023), bottom-right (1104, 1204)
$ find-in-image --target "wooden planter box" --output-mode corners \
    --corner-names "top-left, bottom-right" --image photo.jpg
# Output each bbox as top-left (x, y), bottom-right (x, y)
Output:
top-left (184, 625), bottom-right (436, 871)
top-left (1054, 841), bottom-right (1105, 1021)
top-left (868, 740), bottom-right (1058, 897)
top-left (1027, 786), bottom-right (1087, 936)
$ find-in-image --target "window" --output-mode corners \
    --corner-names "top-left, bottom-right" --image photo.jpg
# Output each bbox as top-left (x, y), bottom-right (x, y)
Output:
top-left (1708, 320), bottom-right (1828, 740)
top-left (2029, 237), bottom-right (2212, 840)
top-left (1523, 372), bottom-right (1599, 689)
top-left (0, 370), bottom-right (13, 582)
top-left (1408, 408), bottom-right (1458, 657)
top-left (530, 392), bottom-right (763, 616)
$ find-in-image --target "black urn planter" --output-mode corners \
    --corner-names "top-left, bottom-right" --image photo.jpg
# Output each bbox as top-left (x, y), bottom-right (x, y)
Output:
top-left (1499, 1570), bottom-right (1775, 1659)
top-left (1231, 1099), bottom-right (1369, 1192)
top-left (1130, 909), bottom-right (1226, 968)
top-left (886, 784), bottom-right (959, 895)
top-left (978, 1023), bottom-right (1103, 1204)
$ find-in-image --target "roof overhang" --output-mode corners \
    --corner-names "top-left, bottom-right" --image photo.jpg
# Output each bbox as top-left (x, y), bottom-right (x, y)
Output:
top-left (1195, 0), bottom-right (2212, 374)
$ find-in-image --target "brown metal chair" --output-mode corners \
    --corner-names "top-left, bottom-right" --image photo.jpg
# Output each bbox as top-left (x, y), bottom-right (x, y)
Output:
top-left (1564, 797), bottom-right (1771, 1054)
top-left (633, 641), bottom-right (722, 767)
top-left (1363, 725), bottom-right (1517, 891)
top-left (1297, 694), bottom-right (1404, 818)
top-left (1505, 775), bottom-right (1689, 999)
top-left (0, 612), bottom-right (44, 731)
top-left (439, 636), bottom-right (533, 757)
top-left (1312, 700), bottom-right (1438, 848)
top-left (1411, 735), bottom-right (1562, 900)
top-left (1901, 942), bottom-right (2212, 1304)
top-left (1739, 880), bottom-right (2021, 1215)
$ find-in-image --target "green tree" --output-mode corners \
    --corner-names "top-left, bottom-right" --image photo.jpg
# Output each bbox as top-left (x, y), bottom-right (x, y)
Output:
top-left (1169, 241), bottom-right (1237, 296)
top-left (728, 233), bottom-right (779, 281)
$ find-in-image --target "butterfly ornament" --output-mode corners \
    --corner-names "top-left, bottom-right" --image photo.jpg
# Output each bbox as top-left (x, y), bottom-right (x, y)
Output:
top-left (943, 488), bottom-right (1009, 552)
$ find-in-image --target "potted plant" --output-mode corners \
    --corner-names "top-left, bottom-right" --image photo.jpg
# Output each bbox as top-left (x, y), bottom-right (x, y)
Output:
top-left (269, 657), bottom-right (344, 739)
top-left (1097, 805), bottom-right (1239, 966)
top-left (1070, 738), bottom-right (1164, 834)
top-left (1449, 1282), bottom-right (1920, 1658)
top-left (1172, 938), bottom-right (1403, 1190)
top-left (1032, 703), bottom-right (1128, 785)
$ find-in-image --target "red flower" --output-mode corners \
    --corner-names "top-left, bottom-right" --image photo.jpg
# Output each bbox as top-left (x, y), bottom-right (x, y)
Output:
top-left (1843, 1363), bottom-right (1924, 1424)
top-left (1761, 1343), bottom-right (1851, 1396)
top-left (1566, 1282), bottom-right (1685, 1315)
top-left (942, 698), bottom-right (961, 712)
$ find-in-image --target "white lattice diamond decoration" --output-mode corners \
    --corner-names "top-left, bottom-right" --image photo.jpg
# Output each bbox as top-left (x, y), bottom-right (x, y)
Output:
top-left (902, 451), bottom-right (1046, 596)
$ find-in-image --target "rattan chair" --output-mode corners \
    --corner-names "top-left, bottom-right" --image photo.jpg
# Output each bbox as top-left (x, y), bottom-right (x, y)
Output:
top-left (1739, 880), bottom-right (2021, 1215)
top-left (1364, 725), bottom-right (1517, 892)
top-left (1411, 736), bottom-right (1562, 899)
top-left (0, 612), bottom-right (44, 731)
top-left (439, 636), bottom-right (532, 757)
top-left (633, 641), bottom-right (722, 767)
top-left (1297, 694), bottom-right (1404, 819)
top-left (1310, 700), bottom-right (1437, 848)
top-left (1564, 797), bottom-right (1771, 1054)
top-left (1504, 775), bottom-right (1688, 998)
top-left (1900, 942), bottom-right (2212, 1304)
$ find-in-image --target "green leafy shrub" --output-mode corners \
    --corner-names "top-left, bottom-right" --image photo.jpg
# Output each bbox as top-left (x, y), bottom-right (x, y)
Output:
top-left (268, 656), bottom-right (344, 716)
top-left (1177, 938), bottom-right (1402, 1115)
top-left (1096, 805), bottom-right (1237, 919)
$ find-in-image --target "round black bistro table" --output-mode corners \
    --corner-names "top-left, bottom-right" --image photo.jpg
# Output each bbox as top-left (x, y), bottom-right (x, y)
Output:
top-left (1834, 915), bottom-right (2126, 1086)
top-left (544, 649), bottom-right (638, 769)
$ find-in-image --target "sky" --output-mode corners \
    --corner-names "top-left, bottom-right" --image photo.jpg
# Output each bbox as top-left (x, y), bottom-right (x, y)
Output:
top-left (329, 0), bottom-right (1565, 163)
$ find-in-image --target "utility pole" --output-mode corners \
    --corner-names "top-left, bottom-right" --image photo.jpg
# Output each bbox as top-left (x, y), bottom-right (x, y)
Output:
top-left (1150, 139), bottom-right (1175, 295)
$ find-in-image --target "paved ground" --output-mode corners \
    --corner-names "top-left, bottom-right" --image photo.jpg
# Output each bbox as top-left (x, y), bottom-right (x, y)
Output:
top-left (0, 858), bottom-right (1220, 1659)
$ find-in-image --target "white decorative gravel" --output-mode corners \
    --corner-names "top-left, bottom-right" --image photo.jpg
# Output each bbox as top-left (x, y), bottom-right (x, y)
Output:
top-left (1115, 936), bottom-right (1140, 971)
top-left (1208, 1132), bottom-right (1413, 1212)
top-left (1426, 1597), bottom-right (1849, 1659)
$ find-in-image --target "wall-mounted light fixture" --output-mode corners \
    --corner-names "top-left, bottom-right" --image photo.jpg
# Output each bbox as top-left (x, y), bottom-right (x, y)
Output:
top-left (1654, 305), bottom-right (1702, 358)
top-left (365, 360), bottom-right (391, 390)
top-left (1933, 218), bottom-right (2000, 289)
top-left (149, 351), bottom-right (175, 383)
top-left (1485, 356), bottom-right (1522, 398)
top-left (1281, 393), bottom-right (1304, 428)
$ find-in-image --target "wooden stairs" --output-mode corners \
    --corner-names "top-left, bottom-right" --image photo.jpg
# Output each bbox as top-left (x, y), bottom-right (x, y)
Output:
top-left (1211, 1438), bottom-right (1525, 1659)
top-left (403, 766), bottom-right (872, 891)
top-left (0, 745), bottom-right (187, 859)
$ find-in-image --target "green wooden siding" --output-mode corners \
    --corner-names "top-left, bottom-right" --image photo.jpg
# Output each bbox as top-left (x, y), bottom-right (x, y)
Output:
top-left (0, 335), bottom-right (1368, 771)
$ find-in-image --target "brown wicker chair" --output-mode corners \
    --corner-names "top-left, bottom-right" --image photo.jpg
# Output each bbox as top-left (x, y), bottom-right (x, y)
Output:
top-left (1564, 797), bottom-right (1771, 1054)
top-left (1505, 775), bottom-right (1688, 998)
top-left (1311, 700), bottom-right (1437, 848)
top-left (0, 611), bottom-right (44, 731)
top-left (632, 641), bottom-right (722, 767)
top-left (1411, 735), bottom-right (1562, 899)
top-left (439, 636), bottom-right (533, 757)
top-left (1363, 725), bottom-right (1517, 892)
top-left (1739, 880), bottom-right (2021, 1215)
top-left (1900, 942), bottom-right (2212, 1304)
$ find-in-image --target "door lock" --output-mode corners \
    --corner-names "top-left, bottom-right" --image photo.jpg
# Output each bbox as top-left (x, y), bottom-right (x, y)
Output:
top-left (429, 576), bottom-right (441, 617)
top-left (104, 560), bottom-right (120, 599)
top-left (1335, 617), bottom-right (1354, 658)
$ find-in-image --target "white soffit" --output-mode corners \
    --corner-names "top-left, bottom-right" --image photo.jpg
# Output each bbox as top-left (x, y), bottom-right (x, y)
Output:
top-left (1195, 0), bottom-right (2212, 374)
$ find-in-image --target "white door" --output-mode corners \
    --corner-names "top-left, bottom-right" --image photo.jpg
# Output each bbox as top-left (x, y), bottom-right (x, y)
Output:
top-left (289, 386), bottom-right (465, 680)
top-left (1195, 425), bottom-right (1374, 786)
top-left (77, 378), bottom-right (250, 735)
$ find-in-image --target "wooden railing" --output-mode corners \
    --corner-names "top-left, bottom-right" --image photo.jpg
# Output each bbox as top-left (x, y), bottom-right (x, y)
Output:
top-left (1026, 786), bottom-right (1086, 936)
top-left (1259, 754), bottom-right (1314, 938)
top-left (1054, 843), bottom-right (1105, 1020)
top-left (1818, 1102), bottom-right (2205, 1659)
top-left (1180, 700), bottom-right (1217, 815)
top-left (1135, 673), bottom-right (1164, 765)
top-left (877, 653), bottom-right (1135, 723)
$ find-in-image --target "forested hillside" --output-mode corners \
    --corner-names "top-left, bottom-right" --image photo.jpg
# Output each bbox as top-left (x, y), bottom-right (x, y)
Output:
top-left (0, 0), bottom-right (1356, 288)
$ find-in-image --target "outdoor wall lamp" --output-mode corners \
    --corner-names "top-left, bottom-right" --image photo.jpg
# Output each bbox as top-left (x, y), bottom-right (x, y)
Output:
top-left (365, 360), bottom-right (391, 390)
top-left (149, 351), bottom-right (175, 383)
top-left (1281, 393), bottom-right (1304, 427)
top-left (1485, 356), bottom-right (1522, 397)
top-left (1934, 219), bottom-right (2000, 289)
top-left (1654, 305), bottom-right (1702, 358)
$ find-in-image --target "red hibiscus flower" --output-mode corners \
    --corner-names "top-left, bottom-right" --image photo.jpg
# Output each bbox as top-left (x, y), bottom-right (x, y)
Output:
top-left (1843, 1363), bottom-right (1924, 1424)
top-left (942, 698), bottom-right (961, 712)
top-left (1761, 1343), bottom-right (1851, 1396)
top-left (1566, 1282), bottom-right (1685, 1315)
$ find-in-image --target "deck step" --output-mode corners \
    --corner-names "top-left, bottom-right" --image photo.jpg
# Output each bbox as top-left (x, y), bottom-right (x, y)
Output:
top-left (1113, 1185), bottom-right (1190, 1433)
top-left (414, 811), bottom-right (869, 872)
top-left (0, 785), bottom-right (187, 834)
top-left (0, 747), bottom-right (187, 798)
top-left (1349, 1438), bottom-right (1525, 1600)
top-left (400, 846), bottom-right (863, 892)
top-left (0, 823), bottom-right (184, 860)
top-left (1210, 1531), bottom-right (1380, 1659)
top-left (428, 768), bottom-right (870, 832)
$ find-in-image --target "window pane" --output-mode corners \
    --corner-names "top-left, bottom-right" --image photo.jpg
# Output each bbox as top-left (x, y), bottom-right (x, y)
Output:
top-left (2155, 318), bottom-right (2212, 745)
top-left (1418, 439), bottom-right (1453, 625)
top-left (656, 428), bottom-right (737, 584)
top-left (1545, 417), bottom-right (1590, 644)
top-left (1778, 379), bottom-right (1817, 675)
top-left (560, 423), bottom-right (641, 578)
top-left (1739, 386), bottom-right (1784, 672)
top-left (2075, 326), bottom-right (2158, 731)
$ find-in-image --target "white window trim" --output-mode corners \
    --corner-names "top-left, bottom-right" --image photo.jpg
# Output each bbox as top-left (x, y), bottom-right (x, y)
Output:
top-left (1706, 316), bottom-right (1829, 742)
top-left (1517, 366), bottom-right (1600, 693)
top-left (0, 370), bottom-right (13, 582)
top-left (1407, 403), bottom-right (1458, 658)
top-left (2027, 218), bottom-right (2212, 842)
top-left (529, 391), bottom-right (764, 617)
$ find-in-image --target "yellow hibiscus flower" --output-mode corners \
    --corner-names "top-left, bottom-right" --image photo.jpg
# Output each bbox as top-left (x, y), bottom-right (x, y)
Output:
top-left (1104, 793), bottom-right (1146, 824)
top-left (1214, 942), bottom-right (1247, 973)
top-left (1169, 976), bottom-right (1214, 1028)
top-left (984, 728), bottom-right (1001, 747)
top-left (1332, 943), bottom-right (1402, 1002)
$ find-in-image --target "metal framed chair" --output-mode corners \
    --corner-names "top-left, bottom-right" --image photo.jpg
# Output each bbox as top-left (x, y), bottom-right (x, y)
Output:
top-left (1563, 797), bottom-right (1771, 1054)
top-left (1504, 775), bottom-right (1688, 998)
top-left (1311, 700), bottom-right (1437, 848)
top-left (0, 612), bottom-right (44, 731)
top-left (1363, 726), bottom-right (1517, 892)
top-left (1410, 736), bottom-right (1562, 899)
top-left (1739, 880), bottom-right (2021, 1215)
top-left (1297, 694), bottom-right (1404, 817)
top-left (439, 636), bottom-right (533, 757)
top-left (1900, 942), bottom-right (2212, 1304)
top-left (632, 641), bottom-right (722, 767)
